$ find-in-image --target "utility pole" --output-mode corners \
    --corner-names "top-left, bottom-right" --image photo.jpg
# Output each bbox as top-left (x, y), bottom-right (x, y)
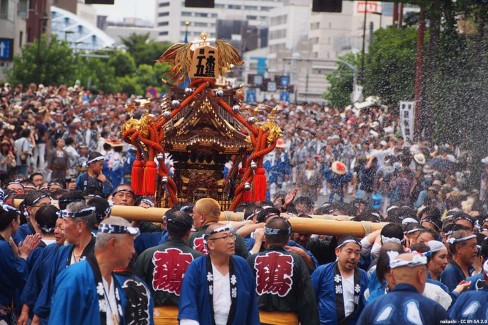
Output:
top-left (414, 6), bottom-right (425, 140)
top-left (360, 0), bottom-right (368, 85)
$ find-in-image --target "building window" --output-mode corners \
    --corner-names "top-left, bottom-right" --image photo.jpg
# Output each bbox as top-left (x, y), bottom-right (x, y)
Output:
top-left (195, 12), bottom-right (207, 17)
top-left (270, 15), bottom-right (287, 26)
top-left (159, 31), bottom-right (169, 36)
top-left (158, 11), bottom-right (169, 17)
top-left (181, 11), bottom-right (192, 17)
top-left (18, 0), bottom-right (28, 18)
top-left (0, 0), bottom-right (12, 21)
top-left (246, 15), bottom-right (257, 20)
top-left (228, 5), bottom-right (241, 9)
top-left (158, 21), bottom-right (169, 26)
top-left (159, 2), bottom-right (170, 6)
top-left (244, 6), bottom-right (258, 10)
top-left (19, 31), bottom-right (23, 47)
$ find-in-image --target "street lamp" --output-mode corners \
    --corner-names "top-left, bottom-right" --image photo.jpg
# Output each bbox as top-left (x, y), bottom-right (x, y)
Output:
top-left (184, 21), bottom-right (190, 43)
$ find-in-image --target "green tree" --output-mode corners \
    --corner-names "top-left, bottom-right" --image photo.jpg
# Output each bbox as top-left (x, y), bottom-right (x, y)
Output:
top-left (363, 26), bottom-right (419, 108)
top-left (120, 33), bottom-right (172, 67)
top-left (74, 55), bottom-right (118, 93)
top-left (135, 61), bottom-right (172, 95)
top-left (117, 75), bottom-right (143, 96)
top-left (323, 53), bottom-right (361, 108)
top-left (7, 34), bottom-right (77, 85)
top-left (108, 52), bottom-right (137, 77)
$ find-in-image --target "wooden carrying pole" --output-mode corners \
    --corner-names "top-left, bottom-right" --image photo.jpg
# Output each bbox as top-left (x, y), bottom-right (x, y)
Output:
top-left (13, 200), bottom-right (386, 237)
top-left (105, 206), bottom-right (386, 236)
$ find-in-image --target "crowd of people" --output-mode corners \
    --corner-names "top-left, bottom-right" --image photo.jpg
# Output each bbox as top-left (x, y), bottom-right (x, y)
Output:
top-left (0, 81), bottom-right (487, 324)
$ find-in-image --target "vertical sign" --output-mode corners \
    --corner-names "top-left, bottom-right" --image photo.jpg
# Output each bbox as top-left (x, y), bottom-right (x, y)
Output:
top-left (399, 101), bottom-right (415, 142)
top-left (0, 39), bottom-right (14, 60)
top-left (246, 89), bottom-right (257, 103)
top-left (189, 45), bottom-right (220, 80)
top-left (280, 91), bottom-right (289, 102)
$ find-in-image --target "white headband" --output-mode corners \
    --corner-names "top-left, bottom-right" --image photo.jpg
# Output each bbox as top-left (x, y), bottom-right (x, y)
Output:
top-left (204, 225), bottom-right (232, 241)
top-left (404, 228), bottom-right (422, 235)
top-left (337, 239), bottom-right (361, 249)
top-left (87, 155), bottom-right (105, 165)
top-left (381, 235), bottom-right (403, 245)
top-left (402, 217), bottom-right (419, 225)
top-left (388, 251), bottom-right (428, 269)
top-left (387, 206), bottom-right (399, 213)
top-left (447, 234), bottom-right (477, 245)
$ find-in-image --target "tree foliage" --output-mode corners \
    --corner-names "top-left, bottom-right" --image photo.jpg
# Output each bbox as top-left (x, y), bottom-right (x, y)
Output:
top-left (120, 33), bottom-right (172, 67)
top-left (424, 1), bottom-right (488, 186)
top-left (364, 27), bottom-right (419, 108)
top-left (7, 33), bottom-right (174, 96)
top-left (7, 34), bottom-right (77, 85)
top-left (323, 53), bottom-right (361, 108)
top-left (108, 52), bottom-right (137, 77)
top-left (136, 62), bottom-right (170, 95)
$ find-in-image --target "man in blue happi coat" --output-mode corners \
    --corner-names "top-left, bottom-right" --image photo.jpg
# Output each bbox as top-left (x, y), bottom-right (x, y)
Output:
top-left (33, 203), bottom-right (97, 322)
top-left (312, 235), bottom-right (368, 325)
top-left (263, 138), bottom-right (291, 199)
top-left (178, 223), bottom-right (260, 325)
top-left (49, 217), bottom-right (154, 324)
top-left (449, 259), bottom-right (488, 321)
top-left (441, 230), bottom-right (478, 291)
top-left (357, 252), bottom-right (449, 325)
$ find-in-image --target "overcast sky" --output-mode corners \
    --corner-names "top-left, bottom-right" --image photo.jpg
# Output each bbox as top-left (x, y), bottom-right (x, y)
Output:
top-left (91, 0), bottom-right (156, 23)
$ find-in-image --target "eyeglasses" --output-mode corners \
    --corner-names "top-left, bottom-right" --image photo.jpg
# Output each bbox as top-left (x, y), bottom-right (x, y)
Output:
top-left (208, 233), bottom-right (237, 242)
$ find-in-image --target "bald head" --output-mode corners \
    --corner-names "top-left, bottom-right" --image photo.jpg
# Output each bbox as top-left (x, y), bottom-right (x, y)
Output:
top-left (193, 198), bottom-right (221, 229)
top-left (391, 253), bottom-right (428, 293)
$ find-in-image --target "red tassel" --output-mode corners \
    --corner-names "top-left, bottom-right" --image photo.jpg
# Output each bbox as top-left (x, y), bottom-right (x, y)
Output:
top-left (252, 167), bottom-right (267, 201)
top-left (131, 160), bottom-right (144, 195)
top-left (143, 160), bottom-right (157, 196)
top-left (242, 189), bottom-right (252, 202)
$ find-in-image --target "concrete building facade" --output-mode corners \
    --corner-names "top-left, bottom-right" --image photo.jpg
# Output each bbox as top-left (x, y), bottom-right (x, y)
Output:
top-left (0, 0), bottom-right (41, 81)
top-left (155, 0), bottom-right (282, 43)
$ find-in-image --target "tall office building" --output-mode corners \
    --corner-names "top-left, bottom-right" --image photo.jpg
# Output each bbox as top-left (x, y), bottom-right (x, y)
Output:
top-left (155, 0), bottom-right (282, 43)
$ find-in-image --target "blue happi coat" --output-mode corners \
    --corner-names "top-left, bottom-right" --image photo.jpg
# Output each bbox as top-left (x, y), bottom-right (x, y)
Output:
top-left (440, 261), bottom-right (474, 292)
top-left (178, 255), bottom-right (260, 325)
top-left (448, 285), bottom-right (488, 320)
top-left (12, 221), bottom-right (35, 245)
top-left (0, 237), bottom-right (29, 319)
top-left (21, 243), bottom-right (62, 314)
top-left (49, 260), bottom-right (154, 324)
top-left (357, 283), bottom-right (448, 325)
top-left (312, 262), bottom-right (368, 325)
top-left (34, 238), bottom-right (95, 319)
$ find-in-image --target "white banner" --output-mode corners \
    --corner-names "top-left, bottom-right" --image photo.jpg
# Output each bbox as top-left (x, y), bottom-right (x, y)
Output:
top-left (351, 85), bottom-right (363, 103)
top-left (399, 101), bottom-right (415, 142)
